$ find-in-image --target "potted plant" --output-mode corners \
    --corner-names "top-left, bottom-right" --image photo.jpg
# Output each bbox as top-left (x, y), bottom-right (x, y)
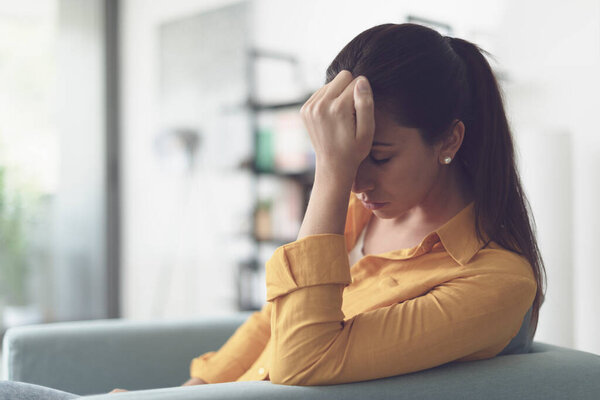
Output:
top-left (0, 165), bottom-right (41, 329)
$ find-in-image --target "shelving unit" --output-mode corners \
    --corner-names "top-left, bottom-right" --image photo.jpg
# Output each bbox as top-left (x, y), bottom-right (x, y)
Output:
top-left (235, 47), bottom-right (315, 311)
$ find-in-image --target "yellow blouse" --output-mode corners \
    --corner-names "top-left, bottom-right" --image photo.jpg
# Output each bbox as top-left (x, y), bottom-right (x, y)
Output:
top-left (190, 192), bottom-right (536, 385)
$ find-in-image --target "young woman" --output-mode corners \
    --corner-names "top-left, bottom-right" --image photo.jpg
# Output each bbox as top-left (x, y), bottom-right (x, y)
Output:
top-left (0, 22), bottom-right (546, 397)
top-left (188, 22), bottom-right (546, 386)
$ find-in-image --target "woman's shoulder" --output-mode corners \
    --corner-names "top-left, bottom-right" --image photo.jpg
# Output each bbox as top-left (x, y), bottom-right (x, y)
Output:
top-left (468, 240), bottom-right (535, 281)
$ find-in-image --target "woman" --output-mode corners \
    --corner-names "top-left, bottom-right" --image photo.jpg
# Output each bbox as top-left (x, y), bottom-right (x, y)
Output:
top-left (188, 22), bottom-right (546, 386)
top-left (0, 22), bottom-right (546, 396)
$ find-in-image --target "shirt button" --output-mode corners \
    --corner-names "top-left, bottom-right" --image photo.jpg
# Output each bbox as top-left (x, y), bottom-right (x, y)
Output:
top-left (258, 367), bottom-right (265, 374)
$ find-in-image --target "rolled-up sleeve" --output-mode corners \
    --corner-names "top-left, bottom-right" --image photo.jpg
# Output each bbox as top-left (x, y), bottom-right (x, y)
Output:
top-left (266, 233), bottom-right (351, 301)
top-left (189, 301), bottom-right (272, 383)
top-left (266, 234), bottom-right (537, 386)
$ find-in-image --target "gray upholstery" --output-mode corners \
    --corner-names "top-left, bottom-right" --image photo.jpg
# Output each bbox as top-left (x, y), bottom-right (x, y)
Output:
top-left (2, 313), bottom-right (600, 399)
top-left (498, 305), bottom-right (534, 355)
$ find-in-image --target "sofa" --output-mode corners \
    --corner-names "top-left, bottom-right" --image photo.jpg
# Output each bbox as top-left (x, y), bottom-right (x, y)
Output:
top-left (2, 312), bottom-right (600, 399)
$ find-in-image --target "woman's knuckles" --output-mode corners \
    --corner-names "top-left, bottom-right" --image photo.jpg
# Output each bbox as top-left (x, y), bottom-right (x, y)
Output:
top-left (330, 101), bottom-right (350, 116)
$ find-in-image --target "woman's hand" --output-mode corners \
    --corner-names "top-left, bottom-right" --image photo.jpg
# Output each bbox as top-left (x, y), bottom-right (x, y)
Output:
top-left (181, 377), bottom-right (208, 386)
top-left (107, 377), bottom-right (206, 394)
top-left (109, 378), bottom-right (206, 394)
top-left (300, 70), bottom-right (375, 181)
top-left (296, 70), bottom-right (374, 239)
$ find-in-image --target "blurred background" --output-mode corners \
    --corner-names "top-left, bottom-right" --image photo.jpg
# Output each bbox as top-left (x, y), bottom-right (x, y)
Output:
top-left (0, 0), bottom-right (598, 369)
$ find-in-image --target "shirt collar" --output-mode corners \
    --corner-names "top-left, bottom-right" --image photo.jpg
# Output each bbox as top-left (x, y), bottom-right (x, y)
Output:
top-left (434, 201), bottom-right (489, 266)
top-left (344, 193), bottom-right (488, 266)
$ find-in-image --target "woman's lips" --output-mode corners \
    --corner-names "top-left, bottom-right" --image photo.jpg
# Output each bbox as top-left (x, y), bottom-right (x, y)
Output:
top-left (361, 200), bottom-right (388, 210)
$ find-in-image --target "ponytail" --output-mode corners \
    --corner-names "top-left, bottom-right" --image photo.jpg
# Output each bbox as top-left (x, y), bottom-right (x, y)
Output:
top-left (447, 37), bottom-right (547, 338)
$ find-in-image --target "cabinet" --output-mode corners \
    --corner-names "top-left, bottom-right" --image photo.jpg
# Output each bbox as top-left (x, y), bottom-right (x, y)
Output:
top-left (236, 48), bottom-right (315, 311)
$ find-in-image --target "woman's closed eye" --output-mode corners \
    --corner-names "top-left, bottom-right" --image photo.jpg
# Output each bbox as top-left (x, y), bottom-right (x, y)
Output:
top-left (370, 154), bottom-right (391, 165)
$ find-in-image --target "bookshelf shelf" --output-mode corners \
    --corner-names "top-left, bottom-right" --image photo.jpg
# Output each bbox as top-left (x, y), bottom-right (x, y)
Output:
top-left (235, 47), bottom-right (316, 311)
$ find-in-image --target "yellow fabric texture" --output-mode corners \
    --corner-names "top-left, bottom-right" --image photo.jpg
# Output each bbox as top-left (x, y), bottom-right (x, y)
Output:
top-left (190, 192), bottom-right (537, 385)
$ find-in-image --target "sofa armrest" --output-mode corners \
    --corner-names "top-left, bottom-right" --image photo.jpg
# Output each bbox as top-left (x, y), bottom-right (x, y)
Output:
top-left (1, 312), bottom-right (252, 396)
top-left (80, 342), bottom-right (600, 400)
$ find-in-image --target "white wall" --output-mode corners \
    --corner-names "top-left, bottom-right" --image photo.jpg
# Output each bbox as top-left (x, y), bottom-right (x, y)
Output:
top-left (120, 0), bottom-right (599, 353)
top-left (494, 0), bottom-right (600, 355)
top-left (120, 0), bottom-right (249, 320)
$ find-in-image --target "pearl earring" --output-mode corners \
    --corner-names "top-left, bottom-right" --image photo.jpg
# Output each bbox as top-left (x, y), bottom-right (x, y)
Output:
top-left (442, 156), bottom-right (452, 164)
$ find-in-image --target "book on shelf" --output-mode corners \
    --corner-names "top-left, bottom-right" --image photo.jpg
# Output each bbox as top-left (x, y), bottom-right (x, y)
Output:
top-left (255, 108), bottom-right (315, 174)
top-left (255, 176), bottom-right (304, 243)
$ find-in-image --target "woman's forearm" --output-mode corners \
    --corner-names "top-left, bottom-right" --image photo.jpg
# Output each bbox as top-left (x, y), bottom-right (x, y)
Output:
top-left (297, 166), bottom-right (354, 240)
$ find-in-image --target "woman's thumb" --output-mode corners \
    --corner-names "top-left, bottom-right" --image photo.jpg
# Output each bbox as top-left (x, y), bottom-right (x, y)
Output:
top-left (354, 77), bottom-right (375, 150)
top-left (356, 77), bottom-right (370, 95)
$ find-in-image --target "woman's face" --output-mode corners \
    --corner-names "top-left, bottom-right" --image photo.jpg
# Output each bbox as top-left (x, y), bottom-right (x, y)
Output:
top-left (351, 108), bottom-right (444, 221)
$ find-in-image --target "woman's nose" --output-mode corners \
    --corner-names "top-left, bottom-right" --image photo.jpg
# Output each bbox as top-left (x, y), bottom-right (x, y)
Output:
top-left (351, 160), bottom-right (375, 194)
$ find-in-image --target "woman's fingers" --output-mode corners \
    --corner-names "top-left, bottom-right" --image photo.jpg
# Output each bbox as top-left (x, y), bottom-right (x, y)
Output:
top-left (321, 70), bottom-right (354, 104)
top-left (301, 73), bottom-right (337, 113)
top-left (298, 69), bottom-right (374, 176)
top-left (333, 75), bottom-right (362, 120)
top-left (301, 83), bottom-right (324, 111)
top-left (301, 70), bottom-right (354, 115)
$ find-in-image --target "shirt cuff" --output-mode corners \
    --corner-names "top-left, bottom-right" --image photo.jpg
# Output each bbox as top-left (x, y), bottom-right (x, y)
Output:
top-left (266, 233), bottom-right (351, 302)
top-left (189, 350), bottom-right (247, 383)
top-left (189, 351), bottom-right (216, 382)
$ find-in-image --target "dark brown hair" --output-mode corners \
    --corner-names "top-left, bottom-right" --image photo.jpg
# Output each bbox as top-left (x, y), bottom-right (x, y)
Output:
top-left (325, 23), bottom-right (546, 339)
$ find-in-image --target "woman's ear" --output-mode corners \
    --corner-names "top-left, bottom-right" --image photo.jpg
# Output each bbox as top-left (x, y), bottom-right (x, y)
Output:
top-left (438, 119), bottom-right (465, 159)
